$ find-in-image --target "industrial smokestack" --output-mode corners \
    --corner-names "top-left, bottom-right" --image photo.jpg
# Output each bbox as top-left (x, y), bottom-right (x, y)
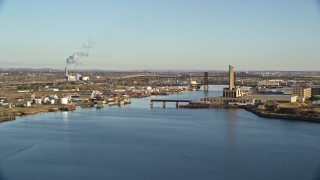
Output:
top-left (229, 65), bottom-right (235, 90)
top-left (65, 67), bottom-right (68, 77)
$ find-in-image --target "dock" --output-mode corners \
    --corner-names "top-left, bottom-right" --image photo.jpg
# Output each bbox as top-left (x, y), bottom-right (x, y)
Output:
top-left (150, 99), bottom-right (191, 108)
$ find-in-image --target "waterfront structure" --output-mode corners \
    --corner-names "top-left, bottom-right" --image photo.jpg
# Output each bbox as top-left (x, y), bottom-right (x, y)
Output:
top-left (223, 88), bottom-right (242, 98)
top-left (205, 65), bottom-right (245, 105)
top-left (60, 98), bottom-right (68, 105)
top-left (150, 99), bottom-right (191, 108)
top-left (246, 95), bottom-right (297, 103)
top-left (293, 86), bottom-right (311, 102)
top-left (205, 65), bottom-right (300, 105)
top-left (203, 97), bottom-right (255, 105)
top-left (222, 65), bottom-right (241, 98)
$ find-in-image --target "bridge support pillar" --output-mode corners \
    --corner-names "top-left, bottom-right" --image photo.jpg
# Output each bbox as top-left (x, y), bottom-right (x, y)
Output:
top-left (204, 72), bottom-right (209, 92)
top-left (176, 102), bottom-right (179, 109)
top-left (204, 84), bottom-right (209, 92)
top-left (162, 101), bottom-right (166, 108)
top-left (150, 101), bottom-right (153, 108)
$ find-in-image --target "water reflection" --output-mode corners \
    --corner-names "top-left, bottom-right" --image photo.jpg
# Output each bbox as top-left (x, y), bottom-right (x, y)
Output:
top-left (1, 86), bottom-right (320, 180)
top-left (226, 109), bottom-right (238, 145)
top-left (0, 168), bottom-right (6, 180)
top-left (62, 112), bottom-right (68, 122)
top-left (226, 109), bottom-right (240, 174)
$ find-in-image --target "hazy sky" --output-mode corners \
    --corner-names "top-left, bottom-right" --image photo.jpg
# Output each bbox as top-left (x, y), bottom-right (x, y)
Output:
top-left (0, 0), bottom-right (320, 71)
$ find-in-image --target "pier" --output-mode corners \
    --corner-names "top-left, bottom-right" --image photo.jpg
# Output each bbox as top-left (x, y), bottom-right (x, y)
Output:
top-left (150, 99), bottom-right (191, 108)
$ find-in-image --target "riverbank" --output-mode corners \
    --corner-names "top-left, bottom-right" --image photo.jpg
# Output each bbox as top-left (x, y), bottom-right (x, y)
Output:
top-left (179, 101), bottom-right (320, 123)
top-left (245, 107), bottom-right (320, 123)
top-left (0, 104), bottom-right (76, 124)
top-left (0, 91), bottom-right (178, 124)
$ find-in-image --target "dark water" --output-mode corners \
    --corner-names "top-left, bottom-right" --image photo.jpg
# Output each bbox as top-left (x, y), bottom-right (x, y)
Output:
top-left (1, 86), bottom-right (320, 180)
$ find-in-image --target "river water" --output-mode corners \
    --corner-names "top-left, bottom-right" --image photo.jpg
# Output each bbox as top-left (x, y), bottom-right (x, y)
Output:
top-left (1, 85), bottom-right (320, 180)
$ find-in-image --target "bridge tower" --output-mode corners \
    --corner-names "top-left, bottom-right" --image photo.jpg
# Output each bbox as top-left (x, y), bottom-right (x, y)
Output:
top-left (204, 72), bottom-right (209, 92)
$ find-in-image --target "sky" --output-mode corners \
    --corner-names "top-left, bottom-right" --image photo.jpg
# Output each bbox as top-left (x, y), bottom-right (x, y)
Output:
top-left (0, 0), bottom-right (320, 71)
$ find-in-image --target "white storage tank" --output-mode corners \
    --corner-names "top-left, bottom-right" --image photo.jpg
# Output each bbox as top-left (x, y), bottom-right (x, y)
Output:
top-left (60, 98), bottom-right (68, 105)
top-left (50, 99), bottom-right (55, 104)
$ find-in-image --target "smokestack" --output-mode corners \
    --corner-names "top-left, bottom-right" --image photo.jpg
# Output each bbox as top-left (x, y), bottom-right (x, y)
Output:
top-left (65, 67), bottom-right (68, 77)
top-left (229, 65), bottom-right (235, 90)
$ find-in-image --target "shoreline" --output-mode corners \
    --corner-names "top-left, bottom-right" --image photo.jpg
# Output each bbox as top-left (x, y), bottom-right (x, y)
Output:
top-left (0, 92), bottom-right (179, 124)
top-left (0, 104), bottom-right (76, 124)
top-left (1, 92), bottom-right (319, 124)
top-left (180, 103), bottom-right (320, 123)
top-left (244, 108), bottom-right (320, 123)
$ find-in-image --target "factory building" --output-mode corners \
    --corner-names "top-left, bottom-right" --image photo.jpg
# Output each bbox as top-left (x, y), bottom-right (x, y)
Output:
top-left (246, 95), bottom-right (297, 103)
top-left (67, 75), bottom-right (77, 81)
top-left (64, 67), bottom-right (89, 82)
top-left (76, 73), bottom-right (82, 81)
top-left (222, 65), bottom-right (242, 98)
top-left (293, 86), bottom-right (311, 102)
top-left (206, 65), bottom-right (299, 105)
top-left (205, 65), bottom-right (249, 105)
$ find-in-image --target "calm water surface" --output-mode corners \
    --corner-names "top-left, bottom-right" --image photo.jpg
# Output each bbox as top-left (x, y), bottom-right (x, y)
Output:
top-left (1, 85), bottom-right (320, 180)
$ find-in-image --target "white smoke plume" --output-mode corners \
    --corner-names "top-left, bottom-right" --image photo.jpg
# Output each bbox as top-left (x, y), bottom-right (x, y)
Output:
top-left (66, 40), bottom-right (95, 66)
top-left (82, 40), bottom-right (95, 50)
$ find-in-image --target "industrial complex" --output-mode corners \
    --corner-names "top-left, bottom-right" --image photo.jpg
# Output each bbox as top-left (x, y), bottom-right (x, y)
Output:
top-left (0, 64), bottom-right (320, 122)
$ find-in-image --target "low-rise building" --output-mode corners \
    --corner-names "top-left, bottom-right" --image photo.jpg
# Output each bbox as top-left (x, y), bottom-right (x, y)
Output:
top-left (312, 86), bottom-right (320, 98)
top-left (203, 96), bottom-right (255, 105)
top-left (23, 93), bottom-right (35, 102)
top-left (239, 86), bottom-right (252, 92)
top-left (257, 80), bottom-right (281, 87)
top-left (67, 75), bottom-right (77, 81)
top-left (81, 76), bottom-right (89, 81)
top-left (46, 88), bottom-right (59, 92)
top-left (223, 88), bottom-right (242, 98)
top-left (246, 95), bottom-right (297, 103)
top-left (293, 86), bottom-right (311, 102)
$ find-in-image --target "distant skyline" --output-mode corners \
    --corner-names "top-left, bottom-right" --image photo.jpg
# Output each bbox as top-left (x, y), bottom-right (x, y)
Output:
top-left (0, 0), bottom-right (320, 71)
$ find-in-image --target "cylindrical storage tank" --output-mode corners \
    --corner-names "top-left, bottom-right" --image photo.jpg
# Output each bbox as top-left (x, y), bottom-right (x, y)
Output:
top-left (50, 99), bottom-right (55, 104)
top-left (60, 98), bottom-right (68, 105)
